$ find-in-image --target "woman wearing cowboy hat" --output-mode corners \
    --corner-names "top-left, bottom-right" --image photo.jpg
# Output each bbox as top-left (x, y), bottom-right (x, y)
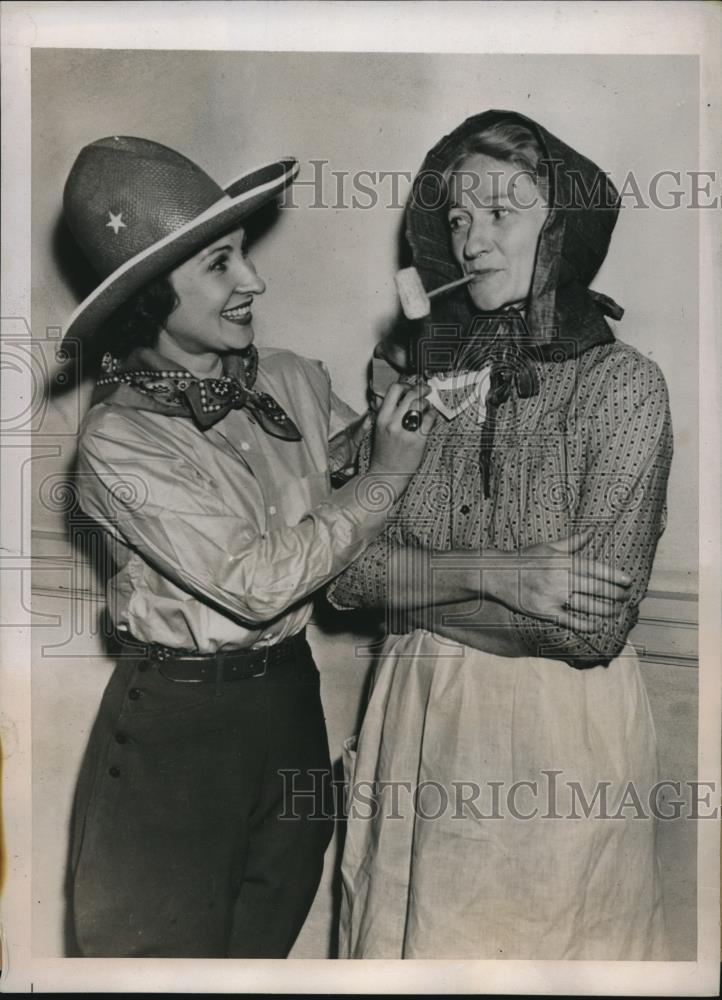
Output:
top-left (62, 136), bottom-right (434, 958)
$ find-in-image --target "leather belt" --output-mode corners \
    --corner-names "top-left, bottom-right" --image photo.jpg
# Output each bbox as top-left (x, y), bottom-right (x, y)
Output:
top-left (139, 629), bottom-right (308, 684)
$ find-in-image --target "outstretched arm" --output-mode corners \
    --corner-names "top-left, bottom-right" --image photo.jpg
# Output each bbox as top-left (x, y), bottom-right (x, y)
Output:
top-left (76, 380), bottom-right (433, 627)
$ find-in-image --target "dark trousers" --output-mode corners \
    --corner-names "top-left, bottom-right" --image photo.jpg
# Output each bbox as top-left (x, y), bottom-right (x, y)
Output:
top-left (69, 636), bottom-right (334, 957)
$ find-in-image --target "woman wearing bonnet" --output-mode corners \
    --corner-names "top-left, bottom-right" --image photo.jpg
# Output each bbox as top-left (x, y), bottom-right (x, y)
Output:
top-left (329, 110), bottom-right (672, 959)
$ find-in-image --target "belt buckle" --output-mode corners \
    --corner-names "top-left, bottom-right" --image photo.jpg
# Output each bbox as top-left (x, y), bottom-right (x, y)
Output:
top-left (152, 645), bottom-right (205, 683)
top-left (250, 644), bottom-right (270, 679)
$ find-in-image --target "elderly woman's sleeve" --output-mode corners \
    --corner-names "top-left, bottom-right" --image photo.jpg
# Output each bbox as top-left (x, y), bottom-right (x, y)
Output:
top-left (510, 352), bottom-right (673, 667)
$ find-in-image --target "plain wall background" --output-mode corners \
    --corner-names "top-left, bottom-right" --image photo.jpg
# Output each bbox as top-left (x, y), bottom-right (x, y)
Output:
top-left (30, 49), bottom-right (699, 958)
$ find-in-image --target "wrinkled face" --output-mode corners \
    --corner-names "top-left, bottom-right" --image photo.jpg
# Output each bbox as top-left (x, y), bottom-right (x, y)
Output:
top-left (448, 153), bottom-right (548, 311)
top-left (162, 226), bottom-right (265, 355)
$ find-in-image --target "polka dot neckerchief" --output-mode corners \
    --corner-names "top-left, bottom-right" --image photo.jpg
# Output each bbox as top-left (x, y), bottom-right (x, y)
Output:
top-left (94, 344), bottom-right (302, 440)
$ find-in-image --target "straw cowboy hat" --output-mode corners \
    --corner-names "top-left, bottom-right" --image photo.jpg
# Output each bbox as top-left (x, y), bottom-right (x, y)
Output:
top-left (62, 135), bottom-right (299, 343)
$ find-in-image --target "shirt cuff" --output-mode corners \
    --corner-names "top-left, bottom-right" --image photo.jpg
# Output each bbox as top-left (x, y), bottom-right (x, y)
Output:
top-left (327, 471), bottom-right (399, 542)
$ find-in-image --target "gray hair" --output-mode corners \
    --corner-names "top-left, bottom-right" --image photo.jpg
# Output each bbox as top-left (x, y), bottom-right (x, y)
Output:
top-left (443, 120), bottom-right (549, 202)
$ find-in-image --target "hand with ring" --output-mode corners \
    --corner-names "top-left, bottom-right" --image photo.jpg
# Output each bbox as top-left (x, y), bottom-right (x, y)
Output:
top-left (368, 381), bottom-right (435, 483)
top-left (490, 532), bottom-right (634, 632)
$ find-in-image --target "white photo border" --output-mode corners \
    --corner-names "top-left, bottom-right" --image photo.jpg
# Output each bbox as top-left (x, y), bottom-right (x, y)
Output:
top-left (1, 1), bottom-right (720, 994)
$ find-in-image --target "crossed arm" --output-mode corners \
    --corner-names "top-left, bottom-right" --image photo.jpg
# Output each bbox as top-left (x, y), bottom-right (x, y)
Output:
top-left (328, 360), bottom-right (673, 668)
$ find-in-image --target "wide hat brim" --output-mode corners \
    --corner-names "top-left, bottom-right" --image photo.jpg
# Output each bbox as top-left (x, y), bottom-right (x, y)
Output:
top-left (63, 158), bottom-right (298, 344)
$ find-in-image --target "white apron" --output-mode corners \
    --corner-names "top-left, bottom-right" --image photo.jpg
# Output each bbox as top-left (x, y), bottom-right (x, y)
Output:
top-left (339, 629), bottom-right (667, 959)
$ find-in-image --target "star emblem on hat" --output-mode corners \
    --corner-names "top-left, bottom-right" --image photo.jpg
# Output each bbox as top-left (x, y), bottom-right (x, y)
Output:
top-left (106, 210), bottom-right (126, 235)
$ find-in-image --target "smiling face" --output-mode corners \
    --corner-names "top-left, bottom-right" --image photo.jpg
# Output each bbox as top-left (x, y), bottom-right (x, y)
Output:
top-left (158, 226), bottom-right (265, 362)
top-left (448, 153), bottom-right (548, 312)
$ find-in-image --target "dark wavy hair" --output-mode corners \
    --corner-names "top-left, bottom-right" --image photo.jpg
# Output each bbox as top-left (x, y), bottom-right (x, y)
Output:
top-left (103, 272), bottom-right (179, 359)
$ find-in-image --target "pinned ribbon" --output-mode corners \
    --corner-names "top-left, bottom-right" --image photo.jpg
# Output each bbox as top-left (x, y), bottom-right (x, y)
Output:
top-left (427, 368), bottom-right (492, 423)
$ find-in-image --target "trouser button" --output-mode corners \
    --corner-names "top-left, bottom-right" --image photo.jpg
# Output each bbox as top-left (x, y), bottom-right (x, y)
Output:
top-left (115, 732), bottom-right (127, 744)
top-left (128, 688), bottom-right (141, 701)
top-left (108, 766), bottom-right (120, 778)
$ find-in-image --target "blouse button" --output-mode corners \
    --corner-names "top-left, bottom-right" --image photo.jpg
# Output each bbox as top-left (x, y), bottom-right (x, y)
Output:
top-left (241, 442), bottom-right (250, 452)
top-left (268, 505), bottom-right (277, 515)
top-left (128, 688), bottom-right (142, 701)
top-left (460, 504), bottom-right (471, 516)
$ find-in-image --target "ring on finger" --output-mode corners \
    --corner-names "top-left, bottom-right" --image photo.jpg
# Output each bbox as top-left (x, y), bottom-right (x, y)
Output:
top-left (402, 409), bottom-right (422, 432)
